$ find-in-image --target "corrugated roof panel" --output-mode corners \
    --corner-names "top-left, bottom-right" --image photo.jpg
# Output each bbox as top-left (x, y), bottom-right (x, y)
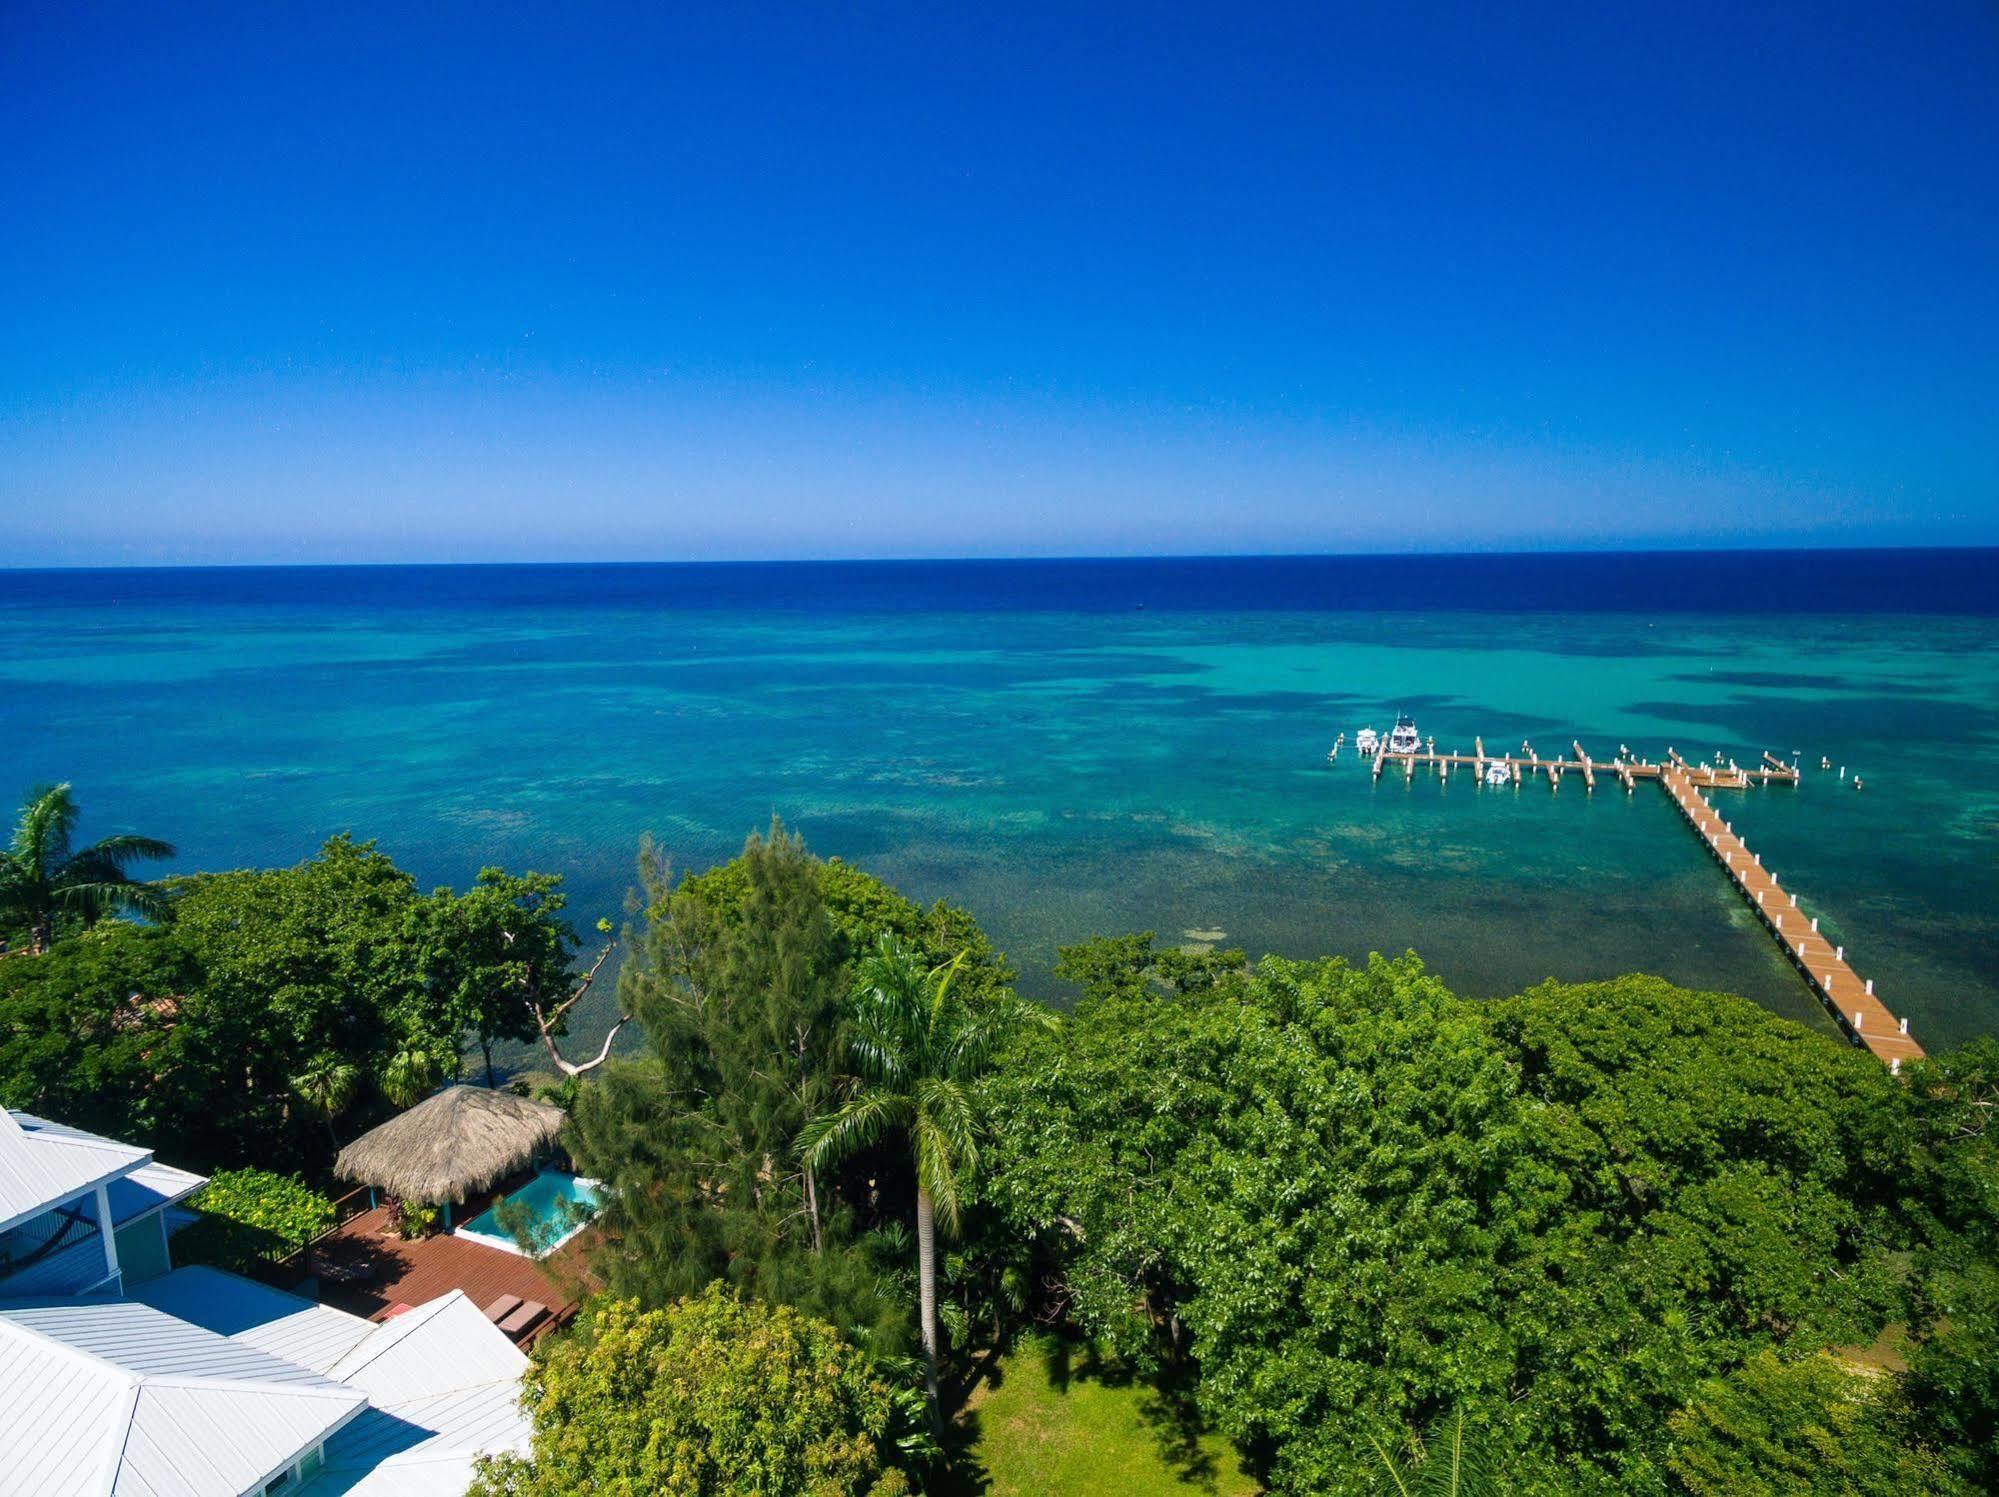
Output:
top-left (326, 1381), bottom-right (529, 1468)
top-left (133, 1267), bottom-right (374, 1376)
top-left (1, 1297), bottom-right (343, 1388)
top-left (106, 1160), bottom-right (207, 1227)
top-left (0, 1110), bottom-right (150, 1232)
top-left (1, 1265), bottom-right (529, 1497)
top-left (120, 1382), bottom-right (365, 1497)
top-left (326, 1292), bottom-right (527, 1403)
top-left (0, 1321), bottom-right (127, 1496)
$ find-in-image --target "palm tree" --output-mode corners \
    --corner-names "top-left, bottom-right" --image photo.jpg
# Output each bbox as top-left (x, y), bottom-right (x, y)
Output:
top-left (1370, 1409), bottom-right (1497, 1496)
top-left (1, 783), bottom-right (174, 953)
top-left (380, 1045), bottom-right (440, 1109)
top-left (291, 1052), bottom-right (360, 1147)
top-left (799, 933), bottom-right (1052, 1426)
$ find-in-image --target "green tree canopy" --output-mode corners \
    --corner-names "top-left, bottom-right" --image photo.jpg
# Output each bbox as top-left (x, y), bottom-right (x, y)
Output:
top-left (567, 820), bottom-right (1019, 1360)
top-left (0, 920), bottom-right (190, 1142)
top-left (985, 957), bottom-right (1923, 1493)
top-left (1664, 1350), bottom-right (1965, 1495)
top-left (470, 1286), bottom-right (916, 1497)
top-left (4, 832), bottom-right (590, 1176)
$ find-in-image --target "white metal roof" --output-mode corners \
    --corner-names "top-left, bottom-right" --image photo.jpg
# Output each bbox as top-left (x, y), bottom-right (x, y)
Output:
top-left (0, 1295), bottom-right (367, 1496)
top-left (107, 1159), bottom-right (209, 1227)
top-left (133, 1267), bottom-right (375, 1377)
top-left (121, 1275), bottom-right (532, 1495)
top-left (0, 1110), bottom-right (152, 1233)
top-left (312, 1381), bottom-right (532, 1496)
top-left (326, 1292), bottom-right (527, 1403)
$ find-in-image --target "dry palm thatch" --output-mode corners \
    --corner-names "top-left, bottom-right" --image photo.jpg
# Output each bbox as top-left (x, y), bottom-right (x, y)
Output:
top-left (333, 1085), bottom-right (565, 1204)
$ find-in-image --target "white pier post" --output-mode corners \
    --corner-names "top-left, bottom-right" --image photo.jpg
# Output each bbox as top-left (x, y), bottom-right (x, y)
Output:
top-left (1811, 917), bottom-right (1819, 932)
top-left (1835, 945), bottom-right (1843, 960)
top-left (1892, 1058), bottom-right (1901, 1076)
top-left (1853, 1011), bottom-right (1864, 1031)
top-left (1865, 979), bottom-right (1874, 996)
top-left (1900, 1017), bottom-right (1909, 1035)
top-left (1790, 893), bottom-right (1798, 907)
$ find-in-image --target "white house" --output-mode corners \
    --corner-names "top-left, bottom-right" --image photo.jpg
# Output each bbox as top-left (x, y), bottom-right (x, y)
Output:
top-left (0, 1110), bottom-right (532, 1496)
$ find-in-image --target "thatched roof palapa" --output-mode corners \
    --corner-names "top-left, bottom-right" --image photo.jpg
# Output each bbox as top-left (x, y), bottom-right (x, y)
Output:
top-left (334, 1085), bottom-right (565, 1205)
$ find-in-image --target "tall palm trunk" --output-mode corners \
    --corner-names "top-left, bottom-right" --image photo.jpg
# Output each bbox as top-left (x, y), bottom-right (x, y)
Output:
top-left (916, 1182), bottom-right (942, 1430)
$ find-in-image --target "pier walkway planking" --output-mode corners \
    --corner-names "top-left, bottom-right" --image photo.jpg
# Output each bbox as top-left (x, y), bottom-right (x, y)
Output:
top-left (1352, 738), bottom-right (1918, 1069)
top-left (1658, 767), bottom-right (1923, 1067)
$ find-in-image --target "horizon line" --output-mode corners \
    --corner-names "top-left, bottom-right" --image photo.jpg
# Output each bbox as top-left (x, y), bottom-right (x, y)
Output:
top-left (7, 540), bottom-right (1998, 575)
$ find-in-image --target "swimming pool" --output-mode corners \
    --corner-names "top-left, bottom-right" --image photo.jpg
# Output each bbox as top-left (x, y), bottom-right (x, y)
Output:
top-left (454, 1168), bottom-right (602, 1258)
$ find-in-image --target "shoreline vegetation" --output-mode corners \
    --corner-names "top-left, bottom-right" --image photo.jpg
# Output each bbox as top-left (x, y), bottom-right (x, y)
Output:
top-left (5, 788), bottom-right (1998, 1493)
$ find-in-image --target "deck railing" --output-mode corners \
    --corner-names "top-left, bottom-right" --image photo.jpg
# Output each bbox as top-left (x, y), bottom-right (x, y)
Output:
top-left (253, 1186), bottom-right (375, 1288)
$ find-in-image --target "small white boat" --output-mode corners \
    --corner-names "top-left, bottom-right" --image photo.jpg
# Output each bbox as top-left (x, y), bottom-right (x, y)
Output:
top-left (1386, 714), bottom-right (1421, 756)
top-left (1355, 726), bottom-right (1380, 755)
top-left (1483, 759), bottom-right (1511, 786)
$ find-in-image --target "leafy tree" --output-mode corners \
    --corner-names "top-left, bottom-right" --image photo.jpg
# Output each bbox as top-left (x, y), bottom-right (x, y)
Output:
top-left (985, 957), bottom-right (1924, 1493)
top-left (0, 783), bottom-right (174, 952)
top-left (568, 822), bottom-right (1024, 1369)
top-left (418, 867), bottom-right (576, 1086)
top-left (2, 834), bottom-right (587, 1175)
top-left (1663, 1350), bottom-right (1966, 1494)
top-left (1053, 930), bottom-right (1248, 1005)
top-left (1483, 973), bottom-right (1913, 1485)
top-left (470, 1287), bottom-right (918, 1497)
top-left (1899, 1039), bottom-right (1999, 1488)
top-left (570, 821), bottom-right (858, 1311)
top-left (0, 921), bottom-right (190, 1142)
top-left (800, 933), bottom-right (1053, 1427)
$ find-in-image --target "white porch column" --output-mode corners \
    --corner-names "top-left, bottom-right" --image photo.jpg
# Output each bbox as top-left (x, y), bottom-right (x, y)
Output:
top-left (94, 1183), bottom-right (120, 1285)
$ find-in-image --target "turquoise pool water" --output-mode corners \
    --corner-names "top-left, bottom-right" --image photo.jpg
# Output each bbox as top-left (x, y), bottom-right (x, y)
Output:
top-left (456, 1169), bottom-right (601, 1258)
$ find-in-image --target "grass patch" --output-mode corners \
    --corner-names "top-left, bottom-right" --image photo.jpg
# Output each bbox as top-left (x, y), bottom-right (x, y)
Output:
top-left (946, 1336), bottom-right (1260, 1495)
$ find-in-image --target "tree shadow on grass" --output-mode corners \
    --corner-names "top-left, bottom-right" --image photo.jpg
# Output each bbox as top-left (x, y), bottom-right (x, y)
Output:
top-left (939, 1332), bottom-right (1245, 1495)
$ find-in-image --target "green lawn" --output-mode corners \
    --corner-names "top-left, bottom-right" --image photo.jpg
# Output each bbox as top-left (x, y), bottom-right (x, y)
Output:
top-left (949, 1338), bottom-right (1260, 1496)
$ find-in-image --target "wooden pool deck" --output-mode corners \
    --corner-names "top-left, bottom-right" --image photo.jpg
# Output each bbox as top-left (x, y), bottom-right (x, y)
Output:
top-left (304, 1195), bottom-right (597, 1342)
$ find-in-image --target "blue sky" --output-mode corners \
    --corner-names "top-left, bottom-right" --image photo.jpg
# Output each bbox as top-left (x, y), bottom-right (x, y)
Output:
top-left (3, 2), bottom-right (1995, 564)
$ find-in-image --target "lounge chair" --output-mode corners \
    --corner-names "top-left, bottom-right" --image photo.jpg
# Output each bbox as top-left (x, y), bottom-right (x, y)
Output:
top-left (497, 1299), bottom-right (548, 1338)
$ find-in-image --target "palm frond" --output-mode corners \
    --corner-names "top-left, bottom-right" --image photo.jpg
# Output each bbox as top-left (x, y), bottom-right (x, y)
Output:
top-left (1414, 1409), bottom-right (1496, 1497)
top-left (1368, 1432), bottom-right (1416, 1497)
top-left (55, 878), bottom-right (173, 921)
top-left (915, 1074), bottom-right (979, 1175)
top-left (12, 783), bottom-right (77, 871)
top-left (71, 832), bottom-right (177, 871)
top-left (943, 991), bottom-right (1055, 1077)
top-left (911, 1107), bottom-right (966, 1234)
top-left (798, 1088), bottom-right (913, 1172)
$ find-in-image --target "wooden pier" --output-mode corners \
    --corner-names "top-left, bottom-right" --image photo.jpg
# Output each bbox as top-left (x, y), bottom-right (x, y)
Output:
top-left (1347, 735), bottom-right (1919, 1068)
top-left (1659, 766), bottom-right (1923, 1068)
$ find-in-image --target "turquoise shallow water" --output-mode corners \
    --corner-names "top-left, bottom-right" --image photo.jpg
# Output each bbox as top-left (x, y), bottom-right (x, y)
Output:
top-left (2, 558), bottom-right (1995, 1053)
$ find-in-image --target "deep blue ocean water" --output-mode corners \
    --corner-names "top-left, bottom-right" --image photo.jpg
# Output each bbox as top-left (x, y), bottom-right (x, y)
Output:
top-left (3, 550), bottom-right (1995, 1056)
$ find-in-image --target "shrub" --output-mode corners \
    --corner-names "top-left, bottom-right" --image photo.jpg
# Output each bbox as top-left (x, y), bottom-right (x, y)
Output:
top-left (175, 1167), bottom-right (335, 1274)
top-left (471, 1285), bottom-right (919, 1497)
top-left (387, 1197), bottom-right (439, 1240)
